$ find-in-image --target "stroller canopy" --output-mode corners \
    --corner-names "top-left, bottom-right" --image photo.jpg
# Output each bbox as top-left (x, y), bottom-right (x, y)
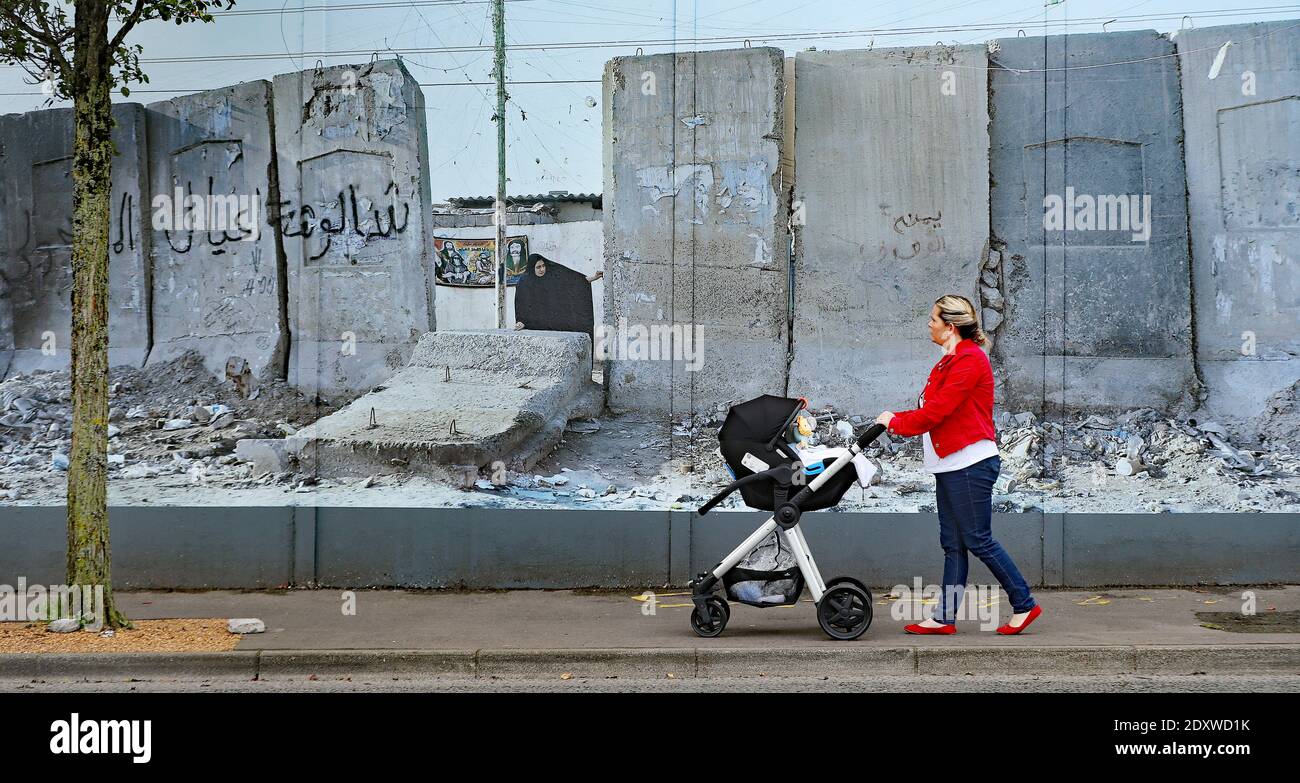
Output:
top-left (715, 394), bottom-right (858, 513)
top-left (718, 394), bottom-right (803, 447)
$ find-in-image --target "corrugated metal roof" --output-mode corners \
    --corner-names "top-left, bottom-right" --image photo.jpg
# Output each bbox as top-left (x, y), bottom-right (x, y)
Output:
top-left (448, 191), bottom-right (602, 208)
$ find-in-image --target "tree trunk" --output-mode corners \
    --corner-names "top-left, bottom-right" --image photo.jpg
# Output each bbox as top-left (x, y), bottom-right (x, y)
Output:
top-left (67, 0), bottom-right (128, 629)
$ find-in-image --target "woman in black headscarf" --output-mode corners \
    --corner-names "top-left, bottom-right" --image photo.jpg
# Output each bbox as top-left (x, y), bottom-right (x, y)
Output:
top-left (512, 253), bottom-right (602, 341)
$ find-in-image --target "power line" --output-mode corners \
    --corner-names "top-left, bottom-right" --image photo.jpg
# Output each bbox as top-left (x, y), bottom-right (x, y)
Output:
top-left (212, 0), bottom-right (535, 16)
top-left (80, 5), bottom-right (1300, 64)
top-left (3, 3), bottom-right (1295, 93)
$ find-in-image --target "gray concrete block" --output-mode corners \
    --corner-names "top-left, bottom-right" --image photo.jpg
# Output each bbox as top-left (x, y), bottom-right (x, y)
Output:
top-left (603, 47), bottom-right (788, 416)
top-left (1176, 21), bottom-right (1300, 421)
top-left (3, 506), bottom-right (1299, 590)
top-left (1196, 358), bottom-right (1299, 422)
top-left (0, 505), bottom-right (296, 590)
top-left (273, 60), bottom-right (435, 396)
top-left (0, 104), bottom-right (152, 375)
top-left (296, 330), bottom-right (602, 480)
top-left (0, 506), bottom-right (65, 586)
top-left (602, 259), bottom-right (787, 412)
top-left (989, 31), bottom-right (1196, 414)
top-left (144, 81), bottom-right (287, 381)
top-left (1061, 512), bottom-right (1300, 586)
top-left (312, 507), bottom-right (672, 588)
top-left (111, 505), bottom-right (295, 589)
top-left (789, 45), bottom-right (990, 415)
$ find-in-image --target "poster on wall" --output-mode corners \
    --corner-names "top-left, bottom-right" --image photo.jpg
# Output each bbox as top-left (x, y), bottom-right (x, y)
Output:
top-left (433, 236), bottom-right (529, 286)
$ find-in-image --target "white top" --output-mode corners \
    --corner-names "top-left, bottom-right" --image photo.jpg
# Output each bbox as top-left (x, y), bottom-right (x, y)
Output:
top-left (922, 433), bottom-right (999, 474)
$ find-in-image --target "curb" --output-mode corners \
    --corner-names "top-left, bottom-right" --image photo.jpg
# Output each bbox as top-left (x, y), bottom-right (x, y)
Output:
top-left (0, 651), bottom-right (260, 679)
top-left (1, 645), bottom-right (1297, 680)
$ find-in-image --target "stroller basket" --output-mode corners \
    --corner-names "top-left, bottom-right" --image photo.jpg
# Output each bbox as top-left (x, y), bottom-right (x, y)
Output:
top-left (723, 566), bottom-right (804, 607)
top-left (722, 529), bottom-right (805, 606)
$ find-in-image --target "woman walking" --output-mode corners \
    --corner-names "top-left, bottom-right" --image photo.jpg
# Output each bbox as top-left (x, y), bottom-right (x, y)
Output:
top-left (875, 295), bottom-right (1042, 635)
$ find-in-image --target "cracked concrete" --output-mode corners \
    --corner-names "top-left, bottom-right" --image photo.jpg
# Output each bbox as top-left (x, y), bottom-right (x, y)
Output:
top-left (293, 330), bottom-right (602, 483)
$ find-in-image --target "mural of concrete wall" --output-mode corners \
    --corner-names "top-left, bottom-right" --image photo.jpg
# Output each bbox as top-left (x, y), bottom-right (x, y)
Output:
top-left (788, 46), bottom-right (990, 415)
top-left (0, 59), bottom-right (434, 395)
top-left (0, 104), bottom-right (151, 374)
top-left (602, 47), bottom-right (788, 416)
top-left (273, 60), bottom-right (435, 397)
top-left (144, 81), bottom-right (287, 381)
top-left (434, 219), bottom-right (604, 331)
top-left (1177, 21), bottom-right (1300, 419)
top-left (989, 31), bottom-right (1197, 414)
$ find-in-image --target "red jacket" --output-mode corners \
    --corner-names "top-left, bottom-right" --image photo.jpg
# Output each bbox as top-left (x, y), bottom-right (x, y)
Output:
top-left (887, 338), bottom-right (997, 458)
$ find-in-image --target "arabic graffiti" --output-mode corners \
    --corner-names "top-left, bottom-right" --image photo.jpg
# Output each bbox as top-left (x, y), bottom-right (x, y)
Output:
top-left (892, 210), bottom-right (943, 234)
top-left (160, 177), bottom-right (263, 256)
top-left (23, 196), bottom-right (138, 255)
top-left (884, 210), bottom-right (946, 261)
top-left (7, 190), bottom-right (139, 307)
top-left (112, 192), bottom-right (135, 254)
top-left (888, 236), bottom-right (948, 260)
top-left (278, 181), bottom-right (410, 263)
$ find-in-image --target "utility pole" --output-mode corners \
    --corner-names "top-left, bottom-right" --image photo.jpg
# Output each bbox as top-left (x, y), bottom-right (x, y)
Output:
top-left (492, 0), bottom-right (508, 329)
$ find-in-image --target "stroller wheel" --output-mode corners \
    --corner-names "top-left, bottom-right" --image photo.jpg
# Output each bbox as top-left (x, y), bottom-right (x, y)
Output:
top-left (817, 582), bottom-right (872, 640)
top-left (689, 596), bottom-right (730, 638)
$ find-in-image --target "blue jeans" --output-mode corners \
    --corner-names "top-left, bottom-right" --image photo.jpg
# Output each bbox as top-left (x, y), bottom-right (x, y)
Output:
top-left (933, 455), bottom-right (1036, 624)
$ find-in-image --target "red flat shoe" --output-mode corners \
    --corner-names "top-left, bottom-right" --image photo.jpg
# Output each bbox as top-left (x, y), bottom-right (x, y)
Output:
top-left (904, 622), bottom-right (956, 635)
top-left (996, 605), bottom-right (1042, 635)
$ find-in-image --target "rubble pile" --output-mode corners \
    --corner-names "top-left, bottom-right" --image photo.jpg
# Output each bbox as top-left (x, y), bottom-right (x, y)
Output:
top-left (2, 363), bottom-right (1296, 513)
top-left (1255, 379), bottom-right (1300, 453)
top-left (626, 401), bottom-right (1300, 514)
top-left (0, 351), bottom-right (351, 500)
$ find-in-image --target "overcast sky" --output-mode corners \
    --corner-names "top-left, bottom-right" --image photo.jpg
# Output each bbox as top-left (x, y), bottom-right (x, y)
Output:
top-left (1, 0), bottom-right (1292, 201)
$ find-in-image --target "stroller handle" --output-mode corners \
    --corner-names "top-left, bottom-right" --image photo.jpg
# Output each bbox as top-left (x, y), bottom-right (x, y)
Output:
top-left (856, 423), bottom-right (887, 449)
top-left (697, 466), bottom-right (790, 516)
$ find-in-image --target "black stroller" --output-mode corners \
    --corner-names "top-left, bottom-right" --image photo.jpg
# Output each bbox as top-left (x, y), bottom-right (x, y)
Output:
top-left (691, 395), bottom-right (886, 640)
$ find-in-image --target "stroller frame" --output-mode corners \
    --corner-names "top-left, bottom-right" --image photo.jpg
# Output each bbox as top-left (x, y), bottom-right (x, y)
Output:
top-left (710, 488), bottom-right (831, 601)
top-left (690, 413), bottom-right (886, 640)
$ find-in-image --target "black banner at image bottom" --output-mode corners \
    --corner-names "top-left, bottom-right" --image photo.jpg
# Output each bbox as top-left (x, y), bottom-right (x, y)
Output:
top-left (4, 692), bottom-right (1284, 767)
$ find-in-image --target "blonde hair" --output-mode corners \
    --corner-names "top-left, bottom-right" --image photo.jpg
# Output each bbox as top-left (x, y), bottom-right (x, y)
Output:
top-left (934, 294), bottom-right (987, 346)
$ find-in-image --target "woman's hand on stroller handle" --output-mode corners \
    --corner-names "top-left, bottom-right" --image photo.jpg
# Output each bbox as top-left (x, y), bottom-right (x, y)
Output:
top-left (856, 422), bottom-right (887, 450)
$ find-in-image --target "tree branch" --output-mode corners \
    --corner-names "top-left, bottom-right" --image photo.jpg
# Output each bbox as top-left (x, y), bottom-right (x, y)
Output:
top-left (109, 0), bottom-right (148, 51)
top-left (12, 3), bottom-right (73, 73)
top-left (0, 6), bottom-right (57, 49)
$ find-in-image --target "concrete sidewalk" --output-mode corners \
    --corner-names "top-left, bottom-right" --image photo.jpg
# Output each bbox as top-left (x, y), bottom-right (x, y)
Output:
top-left (2, 586), bottom-right (1298, 680)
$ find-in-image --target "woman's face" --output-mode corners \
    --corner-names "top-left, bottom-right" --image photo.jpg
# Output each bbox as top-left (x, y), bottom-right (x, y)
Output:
top-left (928, 304), bottom-right (952, 346)
top-left (534, 260), bottom-right (547, 277)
